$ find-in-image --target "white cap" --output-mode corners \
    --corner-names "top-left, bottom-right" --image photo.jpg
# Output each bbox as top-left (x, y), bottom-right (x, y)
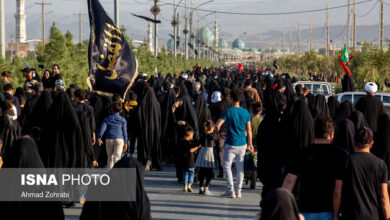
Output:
top-left (181, 73), bottom-right (188, 79)
top-left (365, 82), bottom-right (378, 93)
top-left (142, 73), bottom-right (148, 77)
top-left (211, 91), bottom-right (222, 103)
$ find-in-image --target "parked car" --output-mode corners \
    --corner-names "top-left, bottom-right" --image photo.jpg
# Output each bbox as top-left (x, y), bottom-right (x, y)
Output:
top-left (293, 81), bottom-right (335, 97)
top-left (384, 103), bottom-right (390, 115)
top-left (337, 92), bottom-right (390, 105)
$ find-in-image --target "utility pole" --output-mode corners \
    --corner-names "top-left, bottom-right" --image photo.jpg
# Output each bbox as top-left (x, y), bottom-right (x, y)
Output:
top-left (197, 27), bottom-right (201, 59)
top-left (326, 4), bottom-right (329, 55)
top-left (379, 0), bottom-right (384, 49)
top-left (289, 29), bottom-right (292, 56)
top-left (347, 0), bottom-right (350, 48)
top-left (35, 0), bottom-right (51, 46)
top-left (176, 12), bottom-right (180, 51)
top-left (352, 0), bottom-right (356, 48)
top-left (190, 11), bottom-right (195, 58)
top-left (0, 0), bottom-right (4, 59)
top-left (309, 15), bottom-right (312, 52)
top-left (297, 22), bottom-right (300, 57)
top-left (282, 32), bottom-right (285, 54)
top-left (183, 0), bottom-right (188, 59)
top-left (74, 11), bottom-right (86, 44)
top-left (10, 32), bottom-right (14, 62)
top-left (214, 17), bottom-right (218, 61)
top-left (114, 0), bottom-right (119, 27)
top-left (171, 0), bottom-right (178, 58)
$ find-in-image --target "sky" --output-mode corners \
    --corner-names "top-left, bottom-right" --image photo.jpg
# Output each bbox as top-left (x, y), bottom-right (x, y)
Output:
top-left (3, 0), bottom-right (390, 47)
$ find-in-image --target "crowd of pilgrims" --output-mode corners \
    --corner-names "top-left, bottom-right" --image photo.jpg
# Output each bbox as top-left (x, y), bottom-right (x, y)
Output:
top-left (0, 63), bottom-right (390, 220)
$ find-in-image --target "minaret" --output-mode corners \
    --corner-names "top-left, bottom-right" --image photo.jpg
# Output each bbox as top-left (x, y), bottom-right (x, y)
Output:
top-left (15, 0), bottom-right (27, 43)
top-left (214, 18), bottom-right (219, 50)
top-left (147, 22), bottom-right (153, 52)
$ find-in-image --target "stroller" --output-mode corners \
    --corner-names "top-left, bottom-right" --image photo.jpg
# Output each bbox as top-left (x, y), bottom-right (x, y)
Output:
top-left (244, 150), bottom-right (258, 189)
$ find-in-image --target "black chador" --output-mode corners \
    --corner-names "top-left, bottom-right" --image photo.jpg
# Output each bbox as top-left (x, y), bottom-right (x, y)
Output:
top-left (80, 157), bottom-right (151, 220)
top-left (0, 137), bottom-right (64, 220)
top-left (137, 87), bottom-right (163, 171)
top-left (39, 91), bottom-right (86, 168)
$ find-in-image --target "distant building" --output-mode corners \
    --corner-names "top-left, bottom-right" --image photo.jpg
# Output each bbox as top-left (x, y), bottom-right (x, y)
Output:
top-left (5, 42), bottom-right (30, 58)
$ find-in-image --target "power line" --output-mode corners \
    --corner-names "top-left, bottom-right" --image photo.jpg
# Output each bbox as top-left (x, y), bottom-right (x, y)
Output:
top-left (357, 0), bottom-right (379, 17)
top-left (331, 7), bottom-right (353, 39)
top-left (160, 0), bottom-right (375, 16)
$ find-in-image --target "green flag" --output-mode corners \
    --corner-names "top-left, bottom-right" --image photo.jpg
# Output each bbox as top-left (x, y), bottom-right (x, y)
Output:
top-left (341, 43), bottom-right (349, 63)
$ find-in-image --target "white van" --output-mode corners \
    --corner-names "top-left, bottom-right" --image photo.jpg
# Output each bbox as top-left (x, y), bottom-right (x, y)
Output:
top-left (292, 81), bottom-right (335, 98)
top-left (337, 92), bottom-right (390, 105)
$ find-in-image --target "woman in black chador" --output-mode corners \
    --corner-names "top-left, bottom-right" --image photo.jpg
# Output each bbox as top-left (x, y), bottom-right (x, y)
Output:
top-left (137, 87), bottom-right (163, 171)
top-left (39, 91), bottom-right (86, 168)
top-left (80, 157), bottom-right (151, 220)
top-left (0, 137), bottom-right (64, 220)
top-left (159, 88), bottom-right (177, 162)
top-left (372, 114), bottom-right (390, 178)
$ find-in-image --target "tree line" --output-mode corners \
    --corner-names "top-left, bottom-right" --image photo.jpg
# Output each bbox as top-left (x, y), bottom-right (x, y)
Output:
top-left (260, 41), bottom-right (390, 91)
top-left (0, 22), bottom-right (220, 89)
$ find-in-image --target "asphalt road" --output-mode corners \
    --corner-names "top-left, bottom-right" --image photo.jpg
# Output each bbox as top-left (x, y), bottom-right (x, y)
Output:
top-left (64, 164), bottom-right (262, 220)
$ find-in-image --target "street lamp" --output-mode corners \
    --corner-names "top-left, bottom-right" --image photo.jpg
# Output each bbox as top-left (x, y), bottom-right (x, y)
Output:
top-left (189, 1), bottom-right (214, 59)
top-left (171, 0), bottom-right (184, 58)
top-left (150, 0), bottom-right (160, 57)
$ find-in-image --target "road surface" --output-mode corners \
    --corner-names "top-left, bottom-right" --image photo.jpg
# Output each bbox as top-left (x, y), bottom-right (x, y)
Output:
top-left (64, 164), bottom-right (262, 220)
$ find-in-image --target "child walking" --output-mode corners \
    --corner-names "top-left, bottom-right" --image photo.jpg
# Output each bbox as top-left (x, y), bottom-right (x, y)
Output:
top-left (181, 126), bottom-right (201, 192)
top-left (195, 120), bottom-right (216, 196)
top-left (97, 101), bottom-right (128, 169)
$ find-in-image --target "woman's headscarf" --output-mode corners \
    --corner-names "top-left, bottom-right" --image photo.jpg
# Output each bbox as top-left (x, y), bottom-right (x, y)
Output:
top-left (312, 94), bottom-right (330, 120)
top-left (334, 100), bottom-right (355, 123)
top-left (28, 89), bottom-right (53, 130)
top-left (176, 95), bottom-right (199, 140)
top-left (327, 96), bottom-right (339, 120)
top-left (333, 119), bottom-right (355, 153)
top-left (260, 188), bottom-right (300, 220)
top-left (349, 111), bottom-right (368, 130)
top-left (194, 94), bottom-right (212, 131)
top-left (287, 99), bottom-right (314, 153)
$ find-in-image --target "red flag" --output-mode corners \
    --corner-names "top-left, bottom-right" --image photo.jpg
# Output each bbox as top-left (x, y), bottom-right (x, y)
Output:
top-left (338, 56), bottom-right (352, 77)
top-left (257, 67), bottom-right (263, 72)
top-left (237, 63), bottom-right (244, 72)
top-left (272, 83), bottom-right (278, 90)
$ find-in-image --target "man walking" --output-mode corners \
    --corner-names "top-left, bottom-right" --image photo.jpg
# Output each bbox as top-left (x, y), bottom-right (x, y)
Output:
top-left (282, 117), bottom-right (348, 219)
top-left (333, 127), bottom-right (390, 220)
top-left (356, 82), bottom-right (386, 132)
top-left (216, 89), bottom-right (253, 198)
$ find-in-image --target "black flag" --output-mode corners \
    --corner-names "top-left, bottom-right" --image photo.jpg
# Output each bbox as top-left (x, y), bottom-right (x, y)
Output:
top-left (130, 13), bottom-right (161, 23)
top-left (169, 34), bottom-right (180, 47)
top-left (88, 0), bottom-right (138, 97)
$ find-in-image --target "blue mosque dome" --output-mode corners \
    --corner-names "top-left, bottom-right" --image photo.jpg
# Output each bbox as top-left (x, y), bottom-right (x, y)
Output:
top-left (218, 38), bottom-right (228, 49)
top-left (232, 38), bottom-right (245, 51)
top-left (195, 27), bottom-right (214, 45)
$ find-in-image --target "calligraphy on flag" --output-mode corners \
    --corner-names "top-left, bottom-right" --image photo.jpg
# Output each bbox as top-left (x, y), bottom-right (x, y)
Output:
top-left (88, 0), bottom-right (138, 97)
